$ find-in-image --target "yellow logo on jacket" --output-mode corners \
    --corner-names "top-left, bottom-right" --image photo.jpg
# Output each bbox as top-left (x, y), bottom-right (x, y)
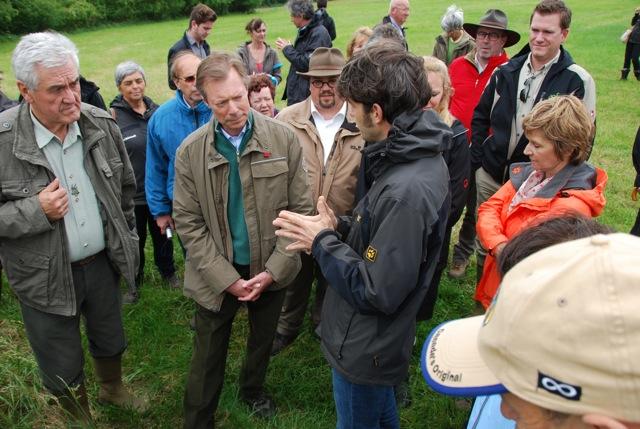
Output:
top-left (365, 245), bottom-right (377, 262)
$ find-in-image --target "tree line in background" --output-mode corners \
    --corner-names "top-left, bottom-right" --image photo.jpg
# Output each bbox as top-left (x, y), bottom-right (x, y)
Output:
top-left (0, 0), bottom-right (287, 34)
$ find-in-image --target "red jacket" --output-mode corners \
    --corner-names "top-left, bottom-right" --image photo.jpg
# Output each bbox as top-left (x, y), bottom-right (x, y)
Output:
top-left (449, 50), bottom-right (509, 141)
top-left (475, 162), bottom-right (608, 308)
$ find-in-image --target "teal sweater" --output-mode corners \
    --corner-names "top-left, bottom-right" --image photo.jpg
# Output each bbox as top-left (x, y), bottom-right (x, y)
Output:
top-left (214, 115), bottom-right (254, 265)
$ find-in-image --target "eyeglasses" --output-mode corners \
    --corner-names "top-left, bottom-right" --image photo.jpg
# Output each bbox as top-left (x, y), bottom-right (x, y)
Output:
top-left (519, 75), bottom-right (535, 103)
top-left (476, 31), bottom-right (503, 41)
top-left (177, 75), bottom-right (196, 83)
top-left (310, 78), bottom-right (338, 88)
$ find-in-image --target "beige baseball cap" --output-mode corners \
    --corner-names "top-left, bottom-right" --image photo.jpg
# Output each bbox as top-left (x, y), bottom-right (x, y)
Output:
top-left (421, 233), bottom-right (640, 421)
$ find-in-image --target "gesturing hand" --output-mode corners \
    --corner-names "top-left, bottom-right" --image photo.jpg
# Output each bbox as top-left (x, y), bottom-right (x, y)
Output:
top-left (38, 178), bottom-right (69, 221)
top-left (273, 196), bottom-right (337, 252)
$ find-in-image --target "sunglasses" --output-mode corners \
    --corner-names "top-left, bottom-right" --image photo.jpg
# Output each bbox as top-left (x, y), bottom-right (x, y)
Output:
top-left (177, 75), bottom-right (196, 83)
top-left (310, 78), bottom-right (338, 88)
top-left (519, 75), bottom-right (535, 103)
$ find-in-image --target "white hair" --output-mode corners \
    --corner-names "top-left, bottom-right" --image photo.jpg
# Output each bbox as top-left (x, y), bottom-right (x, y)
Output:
top-left (12, 32), bottom-right (79, 90)
top-left (114, 61), bottom-right (146, 87)
top-left (441, 5), bottom-right (464, 32)
top-left (389, 0), bottom-right (408, 13)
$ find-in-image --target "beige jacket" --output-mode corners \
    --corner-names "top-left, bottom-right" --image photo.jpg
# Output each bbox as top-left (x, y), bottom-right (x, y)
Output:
top-left (276, 99), bottom-right (363, 216)
top-left (173, 111), bottom-right (313, 312)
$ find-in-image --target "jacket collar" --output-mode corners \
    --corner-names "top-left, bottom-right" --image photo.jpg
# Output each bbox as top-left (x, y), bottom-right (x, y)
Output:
top-left (207, 110), bottom-right (273, 169)
top-left (509, 161), bottom-right (597, 197)
top-left (13, 102), bottom-right (106, 167)
top-left (288, 98), bottom-right (361, 136)
top-left (174, 90), bottom-right (210, 114)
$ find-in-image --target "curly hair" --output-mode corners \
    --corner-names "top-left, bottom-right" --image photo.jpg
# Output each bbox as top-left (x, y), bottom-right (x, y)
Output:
top-left (338, 42), bottom-right (430, 123)
top-left (247, 74), bottom-right (275, 99)
top-left (522, 95), bottom-right (593, 165)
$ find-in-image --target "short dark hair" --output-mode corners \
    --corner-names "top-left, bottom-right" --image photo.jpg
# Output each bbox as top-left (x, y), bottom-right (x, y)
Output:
top-left (287, 0), bottom-right (314, 20)
top-left (530, 0), bottom-right (571, 29)
top-left (498, 215), bottom-right (613, 276)
top-left (245, 18), bottom-right (265, 34)
top-left (190, 3), bottom-right (217, 26)
top-left (317, 0), bottom-right (328, 8)
top-left (337, 43), bottom-right (430, 123)
top-left (196, 51), bottom-right (247, 99)
top-left (247, 74), bottom-right (275, 100)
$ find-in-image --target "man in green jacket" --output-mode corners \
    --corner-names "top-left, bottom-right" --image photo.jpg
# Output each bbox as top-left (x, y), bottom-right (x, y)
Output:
top-left (174, 51), bottom-right (313, 428)
top-left (0, 32), bottom-right (146, 423)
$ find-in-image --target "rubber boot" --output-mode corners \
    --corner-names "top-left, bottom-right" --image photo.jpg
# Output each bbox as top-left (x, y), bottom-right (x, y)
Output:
top-left (635, 70), bottom-right (640, 81)
top-left (93, 355), bottom-right (148, 412)
top-left (621, 68), bottom-right (630, 80)
top-left (55, 382), bottom-right (92, 426)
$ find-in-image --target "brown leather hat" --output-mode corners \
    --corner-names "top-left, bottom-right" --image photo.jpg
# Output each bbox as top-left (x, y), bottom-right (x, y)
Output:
top-left (297, 47), bottom-right (345, 77)
top-left (463, 9), bottom-right (521, 48)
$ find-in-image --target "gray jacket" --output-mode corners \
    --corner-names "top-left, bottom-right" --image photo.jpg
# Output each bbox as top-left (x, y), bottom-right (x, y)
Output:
top-left (0, 102), bottom-right (139, 316)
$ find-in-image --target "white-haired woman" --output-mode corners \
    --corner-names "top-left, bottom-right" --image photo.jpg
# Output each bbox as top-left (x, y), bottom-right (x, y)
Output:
top-left (432, 4), bottom-right (475, 66)
top-left (109, 61), bottom-right (177, 303)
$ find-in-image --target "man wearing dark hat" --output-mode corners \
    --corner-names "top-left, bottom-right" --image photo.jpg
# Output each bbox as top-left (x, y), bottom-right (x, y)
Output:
top-left (447, 9), bottom-right (519, 280)
top-left (470, 0), bottom-right (596, 288)
top-left (272, 48), bottom-right (363, 355)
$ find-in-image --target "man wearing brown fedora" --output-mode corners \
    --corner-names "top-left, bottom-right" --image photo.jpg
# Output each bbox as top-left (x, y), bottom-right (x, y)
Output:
top-left (447, 9), bottom-right (519, 280)
top-left (470, 0), bottom-right (596, 291)
top-left (272, 47), bottom-right (364, 355)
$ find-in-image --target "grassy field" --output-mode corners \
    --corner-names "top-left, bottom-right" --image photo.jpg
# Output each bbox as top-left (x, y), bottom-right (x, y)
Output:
top-left (0, 0), bottom-right (639, 428)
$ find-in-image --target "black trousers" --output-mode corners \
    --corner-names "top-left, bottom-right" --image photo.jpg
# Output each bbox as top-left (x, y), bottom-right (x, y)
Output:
top-left (134, 204), bottom-right (175, 280)
top-left (623, 41), bottom-right (640, 72)
top-left (20, 251), bottom-right (126, 393)
top-left (183, 265), bottom-right (286, 429)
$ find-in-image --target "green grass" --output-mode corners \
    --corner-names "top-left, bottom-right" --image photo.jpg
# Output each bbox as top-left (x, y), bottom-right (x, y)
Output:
top-left (1, 0), bottom-right (639, 427)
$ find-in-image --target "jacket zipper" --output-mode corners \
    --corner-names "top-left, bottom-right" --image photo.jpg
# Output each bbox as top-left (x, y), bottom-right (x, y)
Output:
top-left (337, 311), bottom-right (356, 360)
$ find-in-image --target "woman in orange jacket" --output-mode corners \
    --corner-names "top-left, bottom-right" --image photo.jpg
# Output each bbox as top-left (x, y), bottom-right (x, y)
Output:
top-left (475, 95), bottom-right (607, 309)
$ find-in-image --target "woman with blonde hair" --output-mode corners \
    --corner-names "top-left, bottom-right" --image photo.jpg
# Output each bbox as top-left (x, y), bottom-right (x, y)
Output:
top-left (346, 26), bottom-right (373, 58)
top-left (475, 95), bottom-right (608, 308)
top-left (417, 56), bottom-right (470, 320)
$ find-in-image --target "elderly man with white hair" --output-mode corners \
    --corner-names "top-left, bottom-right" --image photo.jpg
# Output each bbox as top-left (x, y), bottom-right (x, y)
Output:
top-left (0, 32), bottom-right (146, 423)
top-left (381, 0), bottom-right (410, 50)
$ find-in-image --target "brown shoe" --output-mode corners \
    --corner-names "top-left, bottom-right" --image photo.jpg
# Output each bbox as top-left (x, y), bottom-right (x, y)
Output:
top-left (93, 356), bottom-right (148, 413)
top-left (448, 259), bottom-right (469, 279)
top-left (55, 382), bottom-right (93, 425)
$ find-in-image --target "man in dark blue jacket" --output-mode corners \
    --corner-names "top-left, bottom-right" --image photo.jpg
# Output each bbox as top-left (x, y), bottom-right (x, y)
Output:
top-left (274, 42), bottom-right (450, 428)
top-left (276, 0), bottom-right (331, 106)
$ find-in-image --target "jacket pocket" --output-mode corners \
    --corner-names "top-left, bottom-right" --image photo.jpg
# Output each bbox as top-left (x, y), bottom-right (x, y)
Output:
top-left (3, 246), bottom-right (50, 306)
top-left (251, 157), bottom-right (289, 210)
top-left (2, 178), bottom-right (48, 200)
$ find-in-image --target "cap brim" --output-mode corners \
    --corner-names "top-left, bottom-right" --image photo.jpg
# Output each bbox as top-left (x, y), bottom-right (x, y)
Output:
top-left (421, 316), bottom-right (507, 397)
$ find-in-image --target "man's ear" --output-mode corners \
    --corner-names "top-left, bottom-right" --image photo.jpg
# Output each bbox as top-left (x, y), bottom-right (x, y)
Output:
top-left (371, 103), bottom-right (385, 125)
top-left (189, 19), bottom-right (197, 31)
top-left (16, 81), bottom-right (32, 103)
top-left (582, 414), bottom-right (630, 429)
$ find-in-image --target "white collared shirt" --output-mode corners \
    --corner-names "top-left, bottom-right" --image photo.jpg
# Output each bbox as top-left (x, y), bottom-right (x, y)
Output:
top-left (310, 101), bottom-right (346, 164)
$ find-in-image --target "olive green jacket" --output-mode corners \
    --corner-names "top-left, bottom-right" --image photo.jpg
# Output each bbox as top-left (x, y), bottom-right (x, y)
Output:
top-left (0, 102), bottom-right (139, 316)
top-left (173, 110), bottom-right (313, 312)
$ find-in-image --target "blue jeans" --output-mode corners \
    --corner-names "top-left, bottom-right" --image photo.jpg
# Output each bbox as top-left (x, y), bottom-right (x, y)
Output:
top-left (332, 368), bottom-right (399, 429)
